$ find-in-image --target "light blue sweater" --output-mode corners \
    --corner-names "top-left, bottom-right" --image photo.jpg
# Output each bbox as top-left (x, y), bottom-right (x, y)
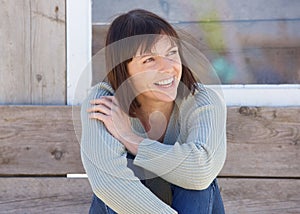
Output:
top-left (81, 82), bottom-right (227, 213)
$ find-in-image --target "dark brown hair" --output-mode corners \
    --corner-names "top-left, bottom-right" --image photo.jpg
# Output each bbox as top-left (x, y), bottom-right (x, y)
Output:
top-left (105, 9), bottom-right (198, 115)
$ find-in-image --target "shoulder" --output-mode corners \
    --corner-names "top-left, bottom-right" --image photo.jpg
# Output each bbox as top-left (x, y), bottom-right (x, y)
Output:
top-left (88, 82), bottom-right (115, 98)
top-left (176, 84), bottom-right (226, 125)
top-left (180, 84), bottom-right (225, 110)
top-left (81, 82), bottom-right (115, 111)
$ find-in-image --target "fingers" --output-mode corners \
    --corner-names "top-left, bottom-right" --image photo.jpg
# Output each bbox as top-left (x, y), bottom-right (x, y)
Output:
top-left (89, 112), bottom-right (109, 121)
top-left (87, 96), bottom-right (119, 117)
top-left (90, 96), bottom-right (118, 106)
top-left (87, 104), bottom-right (111, 116)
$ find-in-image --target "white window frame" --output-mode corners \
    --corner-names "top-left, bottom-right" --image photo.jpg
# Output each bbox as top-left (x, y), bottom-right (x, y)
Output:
top-left (66, 1), bottom-right (300, 107)
top-left (66, 0), bottom-right (92, 105)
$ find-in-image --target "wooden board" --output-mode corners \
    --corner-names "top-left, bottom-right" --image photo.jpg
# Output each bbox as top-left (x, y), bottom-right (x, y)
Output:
top-left (218, 178), bottom-right (300, 213)
top-left (222, 107), bottom-right (300, 177)
top-left (91, 0), bottom-right (300, 23)
top-left (0, 177), bottom-right (299, 213)
top-left (30, 0), bottom-right (66, 104)
top-left (0, 177), bottom-right (91, 214)
top-left (0, 106), bottom-right (299, 177)
top-left (0, 0), bottom-right (66, 105)
top-left (0, 0), bottom-right (31, 104)
top-left (0, 105), bottom-right (83, 175)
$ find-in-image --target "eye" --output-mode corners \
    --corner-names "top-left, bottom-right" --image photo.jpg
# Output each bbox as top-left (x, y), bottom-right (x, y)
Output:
top-left (143, 57), bottom-right (155, 64)
top-left (166, 48), bottom-right (178, 57)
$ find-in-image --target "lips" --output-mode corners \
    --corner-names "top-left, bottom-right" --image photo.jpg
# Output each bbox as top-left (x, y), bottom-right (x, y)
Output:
top-left (154, 77), bottom-right (175, 87)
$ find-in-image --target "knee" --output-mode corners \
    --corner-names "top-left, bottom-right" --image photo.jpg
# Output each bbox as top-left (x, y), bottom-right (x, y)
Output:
top-left (171, 179), bottom-right (216, 193)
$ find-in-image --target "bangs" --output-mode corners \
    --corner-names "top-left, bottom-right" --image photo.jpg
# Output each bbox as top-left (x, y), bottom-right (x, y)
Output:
top-left (134, 34), bottom-right (178, 57)
top-left (106, 34), bottom-right (179, 70)
top-left (106, 9), bottom-right (179, 63)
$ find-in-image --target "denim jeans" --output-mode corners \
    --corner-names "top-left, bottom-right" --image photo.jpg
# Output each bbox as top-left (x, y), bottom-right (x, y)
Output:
top-left (89, 179), bottom-right (225, 214)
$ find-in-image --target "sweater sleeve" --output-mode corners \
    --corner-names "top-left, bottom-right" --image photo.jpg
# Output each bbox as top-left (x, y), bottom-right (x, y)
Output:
top-left (80, 83), bottom-right (177, 214)
top-left (133, 88), bottom-right (227, 190)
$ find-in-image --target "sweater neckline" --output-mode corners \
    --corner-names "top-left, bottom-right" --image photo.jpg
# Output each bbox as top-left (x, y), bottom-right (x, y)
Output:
top-left (129, 105), bottom-right (178, 144)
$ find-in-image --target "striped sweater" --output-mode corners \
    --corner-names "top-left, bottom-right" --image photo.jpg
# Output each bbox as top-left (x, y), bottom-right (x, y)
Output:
top-left (80, 82), bottom-right (227, 214)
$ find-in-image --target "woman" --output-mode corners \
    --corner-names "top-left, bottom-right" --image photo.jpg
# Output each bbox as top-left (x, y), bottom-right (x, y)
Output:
top-left (81, 9), bottom-right (226, 214)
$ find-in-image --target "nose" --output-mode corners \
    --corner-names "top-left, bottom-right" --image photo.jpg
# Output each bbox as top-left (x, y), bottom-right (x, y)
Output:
top-left (156, 56), bottom-right (176, 74)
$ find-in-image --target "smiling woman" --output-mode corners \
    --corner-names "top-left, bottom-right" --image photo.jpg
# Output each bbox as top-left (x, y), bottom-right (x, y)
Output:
top-left (127, 37), bottom-right (182, 104)
top-left (80, 9), bottom-right (226, 214)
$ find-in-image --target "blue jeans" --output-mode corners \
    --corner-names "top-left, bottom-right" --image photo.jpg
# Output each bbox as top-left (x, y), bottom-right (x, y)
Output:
top-left (89, 179), bottom-right (225, 214)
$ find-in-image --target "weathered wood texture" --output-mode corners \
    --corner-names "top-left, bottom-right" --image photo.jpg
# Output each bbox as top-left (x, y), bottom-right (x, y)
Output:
top-left (0, 105), bottom-right (299, 213)
top-left (30, 0), bottom-right (66, 104)
top-left (0, 0), bottom-right (31, 104)
top-left (0, 178), bottom-right (91, 214)
top-left (0, 106), bottom-right (80, 175)
top-left (0, 106), bottom-right (299, 177)
top-left (0, 178), bottom-right (299, 214)
top-left (219, 178), bottom-right (300, 214)
top-left (0, 0), bottom-right (66, 105)
top-left (222, 106), bottom-right (300, 177)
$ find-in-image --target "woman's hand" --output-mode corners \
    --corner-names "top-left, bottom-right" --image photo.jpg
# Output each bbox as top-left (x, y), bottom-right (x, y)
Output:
top-left (87, 96), bottom-right (143, 155)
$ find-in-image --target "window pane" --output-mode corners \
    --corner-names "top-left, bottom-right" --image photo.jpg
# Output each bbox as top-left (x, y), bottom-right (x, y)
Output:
top-left (91, 0), bottom-right (300, 84)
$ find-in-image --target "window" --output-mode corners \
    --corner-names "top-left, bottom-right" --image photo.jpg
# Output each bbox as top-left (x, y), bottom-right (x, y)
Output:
top-left (67, 0), bottom-right (300, 106)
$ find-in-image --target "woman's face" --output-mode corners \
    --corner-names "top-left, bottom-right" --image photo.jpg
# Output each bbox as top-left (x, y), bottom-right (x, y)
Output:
top-left (127, 36), bottom-right (182, 104)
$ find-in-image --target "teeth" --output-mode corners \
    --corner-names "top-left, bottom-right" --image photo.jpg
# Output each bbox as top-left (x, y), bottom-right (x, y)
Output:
top-left (155, 77), bottom-right (174, 86)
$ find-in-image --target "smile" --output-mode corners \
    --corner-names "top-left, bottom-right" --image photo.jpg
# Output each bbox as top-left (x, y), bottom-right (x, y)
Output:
top-left (154, 77), bottom-right (175, 88)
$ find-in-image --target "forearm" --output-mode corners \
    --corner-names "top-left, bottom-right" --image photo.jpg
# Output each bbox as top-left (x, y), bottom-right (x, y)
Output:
top-left (81, 122), bottom-right (175, 213)
top-left (81, 83), bottom-right (176, 213)
top-left (133, 91), bottom-right (227, 190)
top-left (121, 134), bottom-right (143, 155)
top-left (82, 152), bottom-right (176, 214)
top-left (134, 137), bottom-right (226, 190)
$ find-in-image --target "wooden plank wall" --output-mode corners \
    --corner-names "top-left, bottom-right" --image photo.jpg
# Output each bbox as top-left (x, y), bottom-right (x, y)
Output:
top-left (0, 0), bottom-right (66, 105)
top-left (1, 0), bottom-right (300, 213)
top-left (0, 106), bottom-right (299, 213)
